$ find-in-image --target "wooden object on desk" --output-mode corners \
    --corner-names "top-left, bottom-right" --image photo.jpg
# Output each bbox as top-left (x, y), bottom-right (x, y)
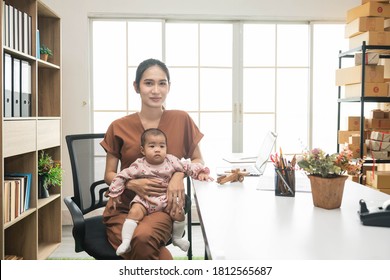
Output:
top-left (217, 168), bottom-right (249, 184)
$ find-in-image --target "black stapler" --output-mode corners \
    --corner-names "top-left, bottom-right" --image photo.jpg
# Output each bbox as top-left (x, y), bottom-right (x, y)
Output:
top-left (358, 199), bottom-right (390, 228)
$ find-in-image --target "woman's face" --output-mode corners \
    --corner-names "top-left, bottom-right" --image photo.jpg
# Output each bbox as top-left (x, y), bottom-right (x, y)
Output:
top-left (135, 65), bottom-right (170, 109)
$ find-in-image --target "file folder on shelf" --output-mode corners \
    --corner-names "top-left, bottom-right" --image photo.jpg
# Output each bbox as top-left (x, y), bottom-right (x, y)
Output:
top-left (12, 57), bottom-right (21, 117)
top-left (3, 53), bottom-right (12, 117)
top-left (21, 60), bottom-right (32, 117)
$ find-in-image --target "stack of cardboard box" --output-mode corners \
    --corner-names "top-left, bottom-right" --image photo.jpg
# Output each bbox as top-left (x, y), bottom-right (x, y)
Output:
top-left (337, 0), bottom-right (390, 98)
top-left (339, 1), bottom-right (390, 192)
top-left (346, 1), bottom-right (390, 49)
top-left (365, 109), bottom-right (390, 159)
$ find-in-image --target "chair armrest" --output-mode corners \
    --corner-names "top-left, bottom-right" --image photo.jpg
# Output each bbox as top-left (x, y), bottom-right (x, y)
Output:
top-left (64, 196), bottom-right (86, 253)
top-left (90, 179), bottom-right (109, 211)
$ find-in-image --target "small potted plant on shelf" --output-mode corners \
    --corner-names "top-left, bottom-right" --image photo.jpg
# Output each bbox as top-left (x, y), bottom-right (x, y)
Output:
top-left (38, 151), bottom-right (63, 198)
top-left (40, 44), bottom-right (53, 62)
top-left (297, 147), bottom-right (364, 210)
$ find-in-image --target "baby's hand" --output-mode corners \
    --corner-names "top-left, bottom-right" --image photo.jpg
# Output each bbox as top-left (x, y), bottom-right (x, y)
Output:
top-left (198, 172), bottom-right (214, 182)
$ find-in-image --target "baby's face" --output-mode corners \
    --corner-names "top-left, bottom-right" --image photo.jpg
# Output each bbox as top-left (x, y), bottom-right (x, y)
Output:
top-left (142, 134), bottom-right (167, 165)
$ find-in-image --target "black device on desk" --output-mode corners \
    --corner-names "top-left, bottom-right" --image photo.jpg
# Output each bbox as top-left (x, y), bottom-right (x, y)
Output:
top-left (358, 199), bottom-right (390, 228)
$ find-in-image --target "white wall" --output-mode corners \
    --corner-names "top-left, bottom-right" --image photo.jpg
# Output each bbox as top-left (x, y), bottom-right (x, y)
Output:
top-left (40, 0), bottom-right (360, 224)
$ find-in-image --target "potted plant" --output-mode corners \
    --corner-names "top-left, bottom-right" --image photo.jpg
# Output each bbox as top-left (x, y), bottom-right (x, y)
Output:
top-left (38, 151), bottom-right (63, 198)
top-left (297, 147), bottom-right (364, 209)
top-left (40, 45), bottom-right (53, 62)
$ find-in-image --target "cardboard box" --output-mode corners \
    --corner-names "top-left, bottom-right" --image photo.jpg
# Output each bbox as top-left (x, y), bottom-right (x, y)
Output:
top-left (379, 58), bottom-right (390, 78)
top-left (366, 118), bottom-right (390, 129)
top-left (348, 143), bottom-right (367, 158)
top-left (348, 116), bottom-right (362, 131)
top-left (354, 52), bottom-right (380, 65)
top-left (338, 130), bottom-right (360, 144)
top-left (366, 170), bottom-right (390, 188)
top-left (385, 18), bottom-right (390, 30)
top-left (347, 2), bottom-right (390, 23)
top-left (349, 134), bottom-right (361, 145)
top-left (344, 82), bottom-right (388, 98)
top-left (366, 138), bottom-right (390, 150)
top-left (349, 31), bottom-right (390, 49)
top-left (345, 17), bottom-right (384, 38)
top-left (367, 149), bottom-right (390, 159)
top-left (371, 130), bottom-right (390, 141)
top-left (335, 65), bottom-right (384, 86)
top-left (371, 109), bottom-right (385, 119)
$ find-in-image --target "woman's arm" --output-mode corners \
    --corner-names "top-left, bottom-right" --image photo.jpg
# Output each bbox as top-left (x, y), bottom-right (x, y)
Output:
top-left (104, 152), bottom-right (119, 185)
top-left (190, 145), bottom-right (204, 165)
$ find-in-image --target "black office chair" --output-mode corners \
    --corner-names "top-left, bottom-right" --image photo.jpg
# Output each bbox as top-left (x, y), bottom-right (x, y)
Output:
top-left (64, 133), bottom-right (192, 260)
top-left (64, 133), bottom-right (121, 259)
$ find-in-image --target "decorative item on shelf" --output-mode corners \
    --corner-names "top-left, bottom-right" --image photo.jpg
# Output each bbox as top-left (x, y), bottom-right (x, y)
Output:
top-left (39, 44), bottom-right (53, 62)
top-left (297, 147), bottom-right (365, 210)
top-left (217, 168), bottom-right (249, 184)
top-left (38, 151), bottom-right (63, 198)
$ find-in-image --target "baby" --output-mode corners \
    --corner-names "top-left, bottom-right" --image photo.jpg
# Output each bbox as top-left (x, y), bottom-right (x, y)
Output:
top-left (107, 128), bottom-right (213, 256)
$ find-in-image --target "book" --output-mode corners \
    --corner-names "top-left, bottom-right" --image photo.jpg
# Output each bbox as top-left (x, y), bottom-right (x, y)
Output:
top-left (9, 180), bottom-right (16, 221)
top-left (4, 180), bottom-right (11, 223)
top-left (6, 173), bottom-right (32, 211)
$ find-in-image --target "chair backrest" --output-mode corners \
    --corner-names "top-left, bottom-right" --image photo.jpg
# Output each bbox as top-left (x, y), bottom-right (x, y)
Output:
top-left (66, 133), bottom-right (108, 214)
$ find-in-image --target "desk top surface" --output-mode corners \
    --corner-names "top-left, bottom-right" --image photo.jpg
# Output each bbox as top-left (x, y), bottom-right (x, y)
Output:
top-left (193, 164), bottom-right (390, 260)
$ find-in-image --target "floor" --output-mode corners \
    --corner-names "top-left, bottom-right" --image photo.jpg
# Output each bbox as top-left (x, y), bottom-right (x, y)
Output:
top-left (48, 224), bottom-right (205, 260)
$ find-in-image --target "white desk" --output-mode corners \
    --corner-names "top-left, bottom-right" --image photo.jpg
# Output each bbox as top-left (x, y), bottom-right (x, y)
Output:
top-left (193, 168), bottom-right (390, 260)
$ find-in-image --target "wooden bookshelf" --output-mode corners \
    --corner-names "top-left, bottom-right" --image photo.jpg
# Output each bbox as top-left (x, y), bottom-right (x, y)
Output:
top-left (1, 0), bottom-right (61, 260)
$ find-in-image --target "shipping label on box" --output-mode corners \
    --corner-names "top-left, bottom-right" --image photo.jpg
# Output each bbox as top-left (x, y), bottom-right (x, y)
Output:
top-left (371, 130), bottom-right (390, 141)
top-left (345, 17), bottom-right (384, 38)
top-left (366, 170), bottom-right (390, 188)
top-left (366, 118), bottom-right (390, 129)
top-left (347, 2), bottom-right (390, 23)
top-left (336, 65), bottom-right (384, 86)
top-left (349, 31), bottom-right (390, 49)
top-left (366, 138), bottom-right (390, 150)
top-left (344, 82), bottom-right (388, 98)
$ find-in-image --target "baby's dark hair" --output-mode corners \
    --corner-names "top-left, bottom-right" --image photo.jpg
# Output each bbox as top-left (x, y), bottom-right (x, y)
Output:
top-left (134, 58), bottom-right (170, 92)
top-left (140, 128), bottom-right (167, 147)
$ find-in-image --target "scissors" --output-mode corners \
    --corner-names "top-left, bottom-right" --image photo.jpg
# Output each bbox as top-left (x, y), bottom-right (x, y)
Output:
top-left (270, 153), bottom-right (279, 167)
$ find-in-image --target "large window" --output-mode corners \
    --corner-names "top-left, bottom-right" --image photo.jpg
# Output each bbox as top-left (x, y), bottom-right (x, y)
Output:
top-left (91, 19), bottom-right (347, 160)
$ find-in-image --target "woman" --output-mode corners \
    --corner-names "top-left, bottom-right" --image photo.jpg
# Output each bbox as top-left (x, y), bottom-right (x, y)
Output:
top-left (100, 58), bottom-right (205, 260)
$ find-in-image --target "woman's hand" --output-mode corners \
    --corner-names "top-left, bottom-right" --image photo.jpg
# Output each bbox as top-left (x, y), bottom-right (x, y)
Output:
top-left (126, 178), bottom-right (166, 204)
top-left (165, 172), bottom-right (185, 216)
